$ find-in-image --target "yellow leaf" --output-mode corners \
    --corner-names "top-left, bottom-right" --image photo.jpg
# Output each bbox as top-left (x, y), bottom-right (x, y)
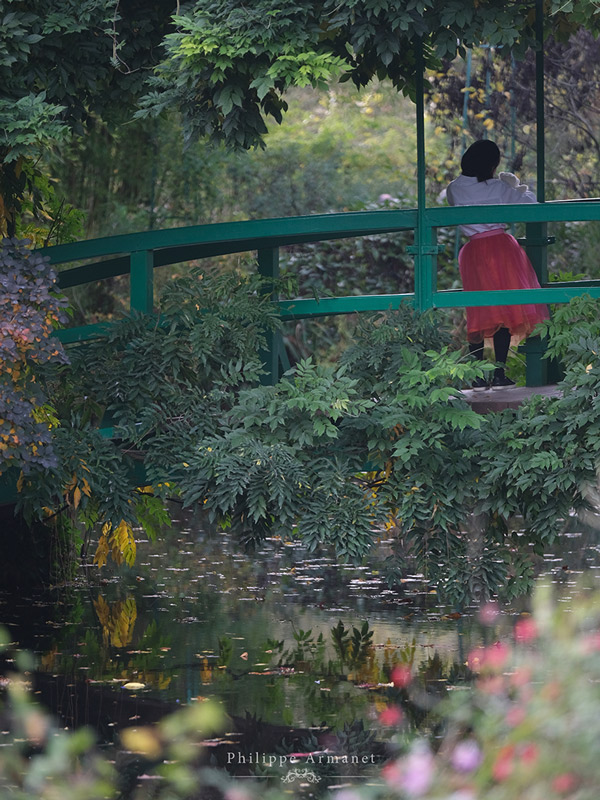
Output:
top-left (112, 596), bottom-right (137, 647)
top-left (93, 595), bottom-right (111, 630)
top-left (93, 533), bottom-right (109, 569)
top-left (109, 520), bottom-right (136, 567)
top-left (121, 726), bottom-right (161, 758)
top-left (73, 486), bottom-right (82, 509)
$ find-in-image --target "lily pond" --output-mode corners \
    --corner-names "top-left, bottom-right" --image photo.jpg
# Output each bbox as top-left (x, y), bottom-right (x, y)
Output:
top-left (2, 509), bottom-right (600, 789)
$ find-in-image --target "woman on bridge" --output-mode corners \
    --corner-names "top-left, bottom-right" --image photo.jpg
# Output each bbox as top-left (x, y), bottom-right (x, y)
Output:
top-left (446, 139), bottom-right (549, 389)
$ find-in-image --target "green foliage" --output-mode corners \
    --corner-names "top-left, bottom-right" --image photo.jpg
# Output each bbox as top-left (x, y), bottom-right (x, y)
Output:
top-left (0, 94), bottom-right (68, 163)
top-left (0, 0), bottom-right (174, 238)
top-left (14, 264), bottom-right (600, 602)
top-left (536, 293), bottom-right (600, 368)
top-left (428, 30), bottom-right (600, 209)
top-left (331, 619), bottom-right (374, 666)
top-left (18, 267), bottom-right (282, 560)
top-left (1, 1), bottom-right (173, 144)
top-left (137, 0), bottom-right (552, 150)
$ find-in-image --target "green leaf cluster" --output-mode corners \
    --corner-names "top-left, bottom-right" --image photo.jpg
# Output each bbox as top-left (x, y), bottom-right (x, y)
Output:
top-left (136, 0), bottom-right (597, 150)
top-left (15, 267), bottom-right (600, 603)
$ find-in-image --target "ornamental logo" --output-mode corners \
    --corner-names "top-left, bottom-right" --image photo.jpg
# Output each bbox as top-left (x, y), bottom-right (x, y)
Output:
top-left (282, 768), bottom-right (321, 784)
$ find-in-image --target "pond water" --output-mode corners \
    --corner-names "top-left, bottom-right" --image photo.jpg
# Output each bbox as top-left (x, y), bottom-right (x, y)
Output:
top-left (1, 510), bottom-right (600, 787)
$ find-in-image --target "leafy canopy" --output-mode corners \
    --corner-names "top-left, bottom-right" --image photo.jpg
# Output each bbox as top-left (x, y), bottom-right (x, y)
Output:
top-left (3, 0), bottom-right (600, 235)
top-left (136, 0), bottom-right (600, 150)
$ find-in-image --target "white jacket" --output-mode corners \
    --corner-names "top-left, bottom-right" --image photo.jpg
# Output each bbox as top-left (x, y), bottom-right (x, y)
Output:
top-left (446, 174), bottom-right (536, 237)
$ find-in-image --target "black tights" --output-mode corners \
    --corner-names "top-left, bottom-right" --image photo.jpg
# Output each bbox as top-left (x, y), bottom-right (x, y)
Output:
top-left (469, 327), bottom-right (510, 375)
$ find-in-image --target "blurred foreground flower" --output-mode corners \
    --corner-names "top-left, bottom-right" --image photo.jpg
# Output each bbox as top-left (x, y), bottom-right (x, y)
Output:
top-left (379, 582), bottom-right (600, 800)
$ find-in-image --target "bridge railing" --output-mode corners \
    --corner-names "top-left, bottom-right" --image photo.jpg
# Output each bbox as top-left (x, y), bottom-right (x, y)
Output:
top-left (43, 199), bottom-right (600, 384)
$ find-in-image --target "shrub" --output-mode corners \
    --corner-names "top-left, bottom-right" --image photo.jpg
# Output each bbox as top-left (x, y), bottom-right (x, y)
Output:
top-left (0, 238), bottom-right (69, 475)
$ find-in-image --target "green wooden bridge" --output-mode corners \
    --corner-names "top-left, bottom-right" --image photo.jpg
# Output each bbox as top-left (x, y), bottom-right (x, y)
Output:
top-left (46, 5), bottom-right (600, 398)
top-left (48, 198), bottom-right (600, 397)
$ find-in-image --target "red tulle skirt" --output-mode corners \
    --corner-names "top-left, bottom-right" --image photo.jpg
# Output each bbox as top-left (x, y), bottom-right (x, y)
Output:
top-left (458, 229), bottom-right (550, 343)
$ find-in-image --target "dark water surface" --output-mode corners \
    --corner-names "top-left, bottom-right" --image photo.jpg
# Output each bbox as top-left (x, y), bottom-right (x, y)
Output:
top-left (1, 511), bottom-right (600, 782)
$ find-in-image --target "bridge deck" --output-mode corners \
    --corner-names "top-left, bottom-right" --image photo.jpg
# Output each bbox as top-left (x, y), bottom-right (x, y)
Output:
top-left (463, 384), bottom-right (561, 414)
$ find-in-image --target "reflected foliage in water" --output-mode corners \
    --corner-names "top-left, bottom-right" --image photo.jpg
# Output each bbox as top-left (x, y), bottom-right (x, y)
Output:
top-left (1, 513), bottom-right (600, 778)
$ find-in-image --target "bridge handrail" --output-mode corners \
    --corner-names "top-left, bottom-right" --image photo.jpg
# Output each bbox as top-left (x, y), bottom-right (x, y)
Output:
top-left (45, 198), bottom-right (600, 384)
top-left (43, 209), bottom-right (418, 265)
top-left (45, 198), bottom-right (600, 264)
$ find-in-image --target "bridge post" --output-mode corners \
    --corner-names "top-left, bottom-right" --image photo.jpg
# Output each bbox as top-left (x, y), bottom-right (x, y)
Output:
top-left (522, 221), bottom-right (551, 386)
top-left (522, 0), bottom-right (549, 387)
top-left (412, 37), bottom-right (438, 313)
top-left (258, 247), bottom-right (282, 385)
top-left (130, 250), bottom-right (154, 313)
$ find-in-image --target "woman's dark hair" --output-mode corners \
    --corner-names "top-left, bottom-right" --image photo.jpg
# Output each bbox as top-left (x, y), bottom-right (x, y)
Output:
top-left (461, 140), bottom-right (501, 182)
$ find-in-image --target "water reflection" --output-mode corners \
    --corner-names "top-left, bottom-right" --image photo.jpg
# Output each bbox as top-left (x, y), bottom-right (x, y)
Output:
top-left (1, 511), bottom-right (599, 768)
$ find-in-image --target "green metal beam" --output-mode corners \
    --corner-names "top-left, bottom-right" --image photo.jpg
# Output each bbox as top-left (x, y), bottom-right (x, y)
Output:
top-left (426, 200), bottom-right (600, 226)
top-left (58, 256), bottom-right (130, 289)
top-left (57, 226), bottom-right (417, 290)
top-left (413, 37), bottom-right (434, 313)
top-left (55, 322), bottom-right (113, 344)
top-left (279, 293), bottom-right (416, 319)
top-left (434, 286), bottom-right (600, 308)
top-left (41, 209), bottom-right (419, 265)
top-left (52, 203), bottom-right (600, 291)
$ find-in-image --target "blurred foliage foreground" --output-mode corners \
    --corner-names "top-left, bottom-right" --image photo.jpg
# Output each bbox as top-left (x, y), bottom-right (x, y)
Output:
top-left (1, 584), bottom-right (600, 799)
top-left (4, 236), bottom-right (600, 603)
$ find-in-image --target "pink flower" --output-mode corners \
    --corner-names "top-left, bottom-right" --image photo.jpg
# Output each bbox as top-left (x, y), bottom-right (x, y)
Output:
top-left (514, 617), bottom-right (538, 643)
top-left (492, 745), bottom-right (515, 782)
top-left (468, 642), bottom-right (509, 673)
top-left (552, 773), bottom-right (577, 794)
top-left (391, 665), bottom-right (412, 688)
top-left (520, 742), bottom-right (539, 765)
top-left (467, 647), bottom-right (484, 672)
top-left (384, 743), bottom-right (434, 797)
top-left (479, 602), bottom-right (500, 626)
top-left (505, 706), bottom-right (526, 727)
top-left (485, 641), bottom-right (510, 668)
top-left (581, 631), bottom-right (600, 653)
top-left (451, 740), bottom-right (482, 773)
top-left (379, 705), bottom-right (403, 727)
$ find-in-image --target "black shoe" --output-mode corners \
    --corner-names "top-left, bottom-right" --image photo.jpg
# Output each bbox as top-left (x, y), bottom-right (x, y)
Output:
top-left (490, 373), bottom-right (516, 390)
top-left (471, 376), bottom-right (489, 391)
